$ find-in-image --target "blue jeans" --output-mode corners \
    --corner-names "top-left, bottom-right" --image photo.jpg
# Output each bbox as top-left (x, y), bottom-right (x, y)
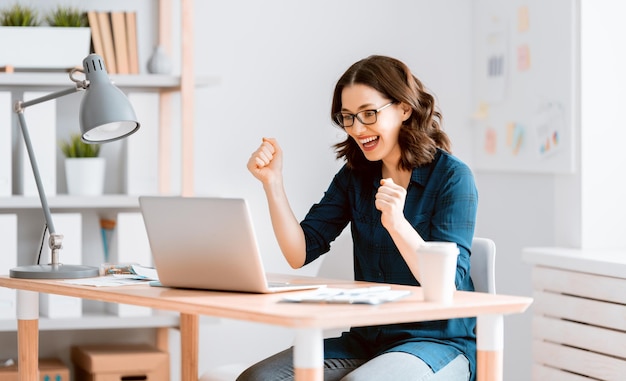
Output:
top-left (236, 348), bottom-right (470, 381)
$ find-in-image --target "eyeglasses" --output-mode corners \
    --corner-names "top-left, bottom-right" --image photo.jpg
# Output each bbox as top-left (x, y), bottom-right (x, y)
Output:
top-left (333, 102), bottom-right (395, 128)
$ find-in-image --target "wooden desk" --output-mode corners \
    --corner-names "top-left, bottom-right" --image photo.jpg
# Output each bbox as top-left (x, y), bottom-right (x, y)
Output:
top-left (0, 275), bottom-right (532, 381)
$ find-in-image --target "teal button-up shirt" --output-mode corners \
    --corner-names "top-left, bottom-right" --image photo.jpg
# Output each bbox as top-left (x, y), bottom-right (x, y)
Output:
top-left (300, 149), bottom-right (478, 380)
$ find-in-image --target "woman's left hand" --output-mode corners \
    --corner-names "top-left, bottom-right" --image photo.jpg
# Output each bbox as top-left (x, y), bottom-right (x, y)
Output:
top-left (375, 178), bottom-right (407, 231)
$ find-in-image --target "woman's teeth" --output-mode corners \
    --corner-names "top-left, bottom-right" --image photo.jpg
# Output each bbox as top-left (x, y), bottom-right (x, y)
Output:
top-left (360, 136), bottom-right (379, 146)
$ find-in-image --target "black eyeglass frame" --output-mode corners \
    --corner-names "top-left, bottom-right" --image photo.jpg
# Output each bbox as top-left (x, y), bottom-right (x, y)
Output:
top-left (333, 101), bottom-right (396, 128)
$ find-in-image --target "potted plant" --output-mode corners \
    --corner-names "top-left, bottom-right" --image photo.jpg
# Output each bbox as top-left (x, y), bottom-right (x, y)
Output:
top-left (0, 3), bottom-right (40, 26)
top-left (0, 4), bottom-right (91, 70)
top-left (46, 6), bottom-right (88, 28)
top-left (60, 134), bottom-right (106, 196)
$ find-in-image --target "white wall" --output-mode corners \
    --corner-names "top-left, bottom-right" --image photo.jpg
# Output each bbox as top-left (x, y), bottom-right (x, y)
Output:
top-left (192, 0), bottom-right (473, 273)
top-left (572, 0), bottom-right (626, 249)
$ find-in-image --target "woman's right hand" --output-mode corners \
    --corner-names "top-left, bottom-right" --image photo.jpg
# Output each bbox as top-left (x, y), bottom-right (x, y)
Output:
top-left (247, 137), bottom-right (305, 268)
top-left (247, 137), bottom-right (282, 184)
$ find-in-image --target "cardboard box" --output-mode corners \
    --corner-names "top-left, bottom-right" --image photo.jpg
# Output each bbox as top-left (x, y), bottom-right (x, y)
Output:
top-left (72, 344), bottom-right (169, 381)
top-left (0, 358), bottom-right (70, 381)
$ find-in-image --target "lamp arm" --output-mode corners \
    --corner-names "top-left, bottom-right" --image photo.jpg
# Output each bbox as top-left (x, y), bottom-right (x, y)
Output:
top-left (14, 85), bottom-right (84, 266)
top-left (18, 87), bottom-right (82, 111)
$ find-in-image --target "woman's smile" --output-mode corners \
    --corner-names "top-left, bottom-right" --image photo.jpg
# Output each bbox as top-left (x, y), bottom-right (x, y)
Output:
top-left (359, 135), bottom-right (380, 151)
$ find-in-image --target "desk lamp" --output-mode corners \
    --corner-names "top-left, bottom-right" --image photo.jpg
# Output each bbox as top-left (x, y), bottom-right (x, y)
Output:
top-left (10, 54), bottom-right (140, 279)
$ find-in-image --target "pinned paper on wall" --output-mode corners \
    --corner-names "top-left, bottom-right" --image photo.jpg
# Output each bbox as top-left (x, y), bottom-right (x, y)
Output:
top-left (517, 44), bottom-right (531, 71)
top-left (506, 123), bottom-right (524, 155)
top-left (471, 102), bottom-right (490, 121)
top-left (472, 0), bottom-right (575, 173)
top-left (532, 102), bottom-right (564, 158)
top-left (483, 16), bottom-right (509, 102)
top-left (483, 127), bottom-right (497, 155)
top-left (518, 5), bottom-right (530, 32)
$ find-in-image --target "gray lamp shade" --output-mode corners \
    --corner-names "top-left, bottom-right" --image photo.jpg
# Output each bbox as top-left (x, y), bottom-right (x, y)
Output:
top-left (80, 54), bottom-right (140, 143)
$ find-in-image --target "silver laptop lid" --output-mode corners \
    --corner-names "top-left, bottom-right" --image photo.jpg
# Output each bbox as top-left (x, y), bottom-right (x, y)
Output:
top-left (139, 196), bottom-right (271, 293)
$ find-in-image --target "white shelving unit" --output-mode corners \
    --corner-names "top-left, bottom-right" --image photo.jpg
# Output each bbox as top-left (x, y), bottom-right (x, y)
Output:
top-left (0, 195), bottom-right (139, 210)
top-left (0, 87), bottom-right (197, 332)
top-left (0, 312), bottom-right (180, 332)
top-left (0, 72), bottom-right (218, 91)
top-left (0, 0), bottom-right (213, 368)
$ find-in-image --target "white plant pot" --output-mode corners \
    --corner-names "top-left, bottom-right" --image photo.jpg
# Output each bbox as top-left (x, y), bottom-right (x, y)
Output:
top-left (0, 27), bottom-right (91, 69)
top-left (65, 157), bottom-right (106, 196)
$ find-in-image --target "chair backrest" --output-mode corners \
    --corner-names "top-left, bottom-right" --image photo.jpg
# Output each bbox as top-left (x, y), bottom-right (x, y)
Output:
top-left (469, 237), bottom-right (496, 294)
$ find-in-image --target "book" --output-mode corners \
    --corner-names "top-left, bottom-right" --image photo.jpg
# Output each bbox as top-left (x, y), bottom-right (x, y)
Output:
top-left (125, 12), bottom-right (140, 74)
top-left (110, 11), bottom-right (129, 74)
top-left (87, 11), bottom-right (104, 57)
top-left (97, 11), bottom-right (117, 74)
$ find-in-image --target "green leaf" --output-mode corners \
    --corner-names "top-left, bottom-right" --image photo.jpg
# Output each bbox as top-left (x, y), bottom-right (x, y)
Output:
top-left (60, 134), bottom-right (100, 158)
top-left (46, 6), bottom-right (87, 27)
top-left (0, 4), bottom-right (40, 27)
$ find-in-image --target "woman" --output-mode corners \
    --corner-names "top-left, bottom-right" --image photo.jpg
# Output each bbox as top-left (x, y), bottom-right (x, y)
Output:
top-left (242, 55), bottom-right (478, 381)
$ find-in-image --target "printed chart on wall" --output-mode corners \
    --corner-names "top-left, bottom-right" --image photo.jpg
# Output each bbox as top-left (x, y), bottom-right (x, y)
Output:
top-left (471, 0), bottom-right (577, 173)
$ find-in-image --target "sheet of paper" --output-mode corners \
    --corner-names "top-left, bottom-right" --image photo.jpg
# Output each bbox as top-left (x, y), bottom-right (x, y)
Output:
top-left (63, 275), bottom-right (150, 287)
top-left (130, 265), bottom-right (159, 280)
top-left (282, 286), bottom-right (411, 305)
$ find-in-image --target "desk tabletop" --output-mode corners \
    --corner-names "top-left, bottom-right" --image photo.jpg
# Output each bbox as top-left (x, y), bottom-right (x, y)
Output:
top-left (0, 275), bottom-right (532, 329)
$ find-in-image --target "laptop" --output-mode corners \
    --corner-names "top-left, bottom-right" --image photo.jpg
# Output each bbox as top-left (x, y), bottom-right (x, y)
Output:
top-left (138, 196), bottom-right (325, 293)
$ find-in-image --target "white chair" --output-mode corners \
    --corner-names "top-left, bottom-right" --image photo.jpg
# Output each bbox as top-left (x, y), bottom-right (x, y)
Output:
top-left (200, 237), bottom-right (497, 381)
top-left (469, 237), bottom-right (496, 294)
top-left (470, 237), bottom-right (502, 381)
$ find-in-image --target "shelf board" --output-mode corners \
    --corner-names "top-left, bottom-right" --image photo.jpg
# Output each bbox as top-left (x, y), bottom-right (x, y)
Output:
top-left (0, 313), bottom-right (179, 332)
top-left (0, 73), bottom-right (219, 91)
top-left (0, 195), bottom-right (140, 210)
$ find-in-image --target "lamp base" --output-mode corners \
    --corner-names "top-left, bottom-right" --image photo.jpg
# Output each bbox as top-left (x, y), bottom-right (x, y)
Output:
top-left (10, 264), bottom-right (99, 279)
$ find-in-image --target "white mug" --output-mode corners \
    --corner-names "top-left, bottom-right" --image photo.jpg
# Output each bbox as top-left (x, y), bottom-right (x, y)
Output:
top-left (417, 242), bottom-right (459, 304)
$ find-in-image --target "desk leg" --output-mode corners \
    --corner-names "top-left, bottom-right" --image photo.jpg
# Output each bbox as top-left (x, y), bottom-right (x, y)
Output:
top-left (180, 313), bottom-right (199, 381)
top-left (293, 328), bottom-right (323, 381)
top-left (16, 290), bottom-right (39, 381)
top-left (155, 327), bottom-right (169, 352)
top-left (476, 314), bottom-right (504, 381)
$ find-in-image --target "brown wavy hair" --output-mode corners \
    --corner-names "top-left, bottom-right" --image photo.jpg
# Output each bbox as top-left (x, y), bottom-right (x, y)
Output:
top-left (331, 55), bottom-right (451, 171)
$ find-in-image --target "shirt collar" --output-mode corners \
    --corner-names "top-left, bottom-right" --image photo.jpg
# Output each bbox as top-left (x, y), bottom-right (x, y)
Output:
top-left (412, 149), bottom-right (443, 187)
top-left (371, 149), bottom-right (442, 188)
